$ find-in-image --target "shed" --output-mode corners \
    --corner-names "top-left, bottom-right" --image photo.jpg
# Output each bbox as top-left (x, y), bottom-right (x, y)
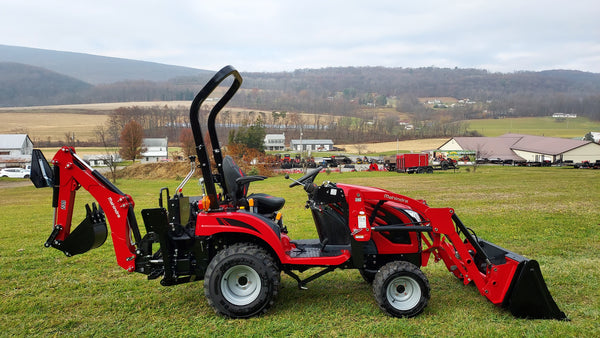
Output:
top-left (0, 134), bottom-right (33, 168)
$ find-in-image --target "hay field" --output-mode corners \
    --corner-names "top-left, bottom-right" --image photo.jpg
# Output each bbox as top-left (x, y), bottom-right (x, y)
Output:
top-left (339, 138), bottom-right (449, 153)
top-left (0, 112), bottom-right (109, 142)
top-left (0, 102), bottom-right (190, 142)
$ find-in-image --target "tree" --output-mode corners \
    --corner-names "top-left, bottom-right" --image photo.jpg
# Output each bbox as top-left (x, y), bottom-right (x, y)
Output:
top-left (229, 118), bottom-right (266, 152)
top-left (119, 120), bottom-right (144, 162)
top-left (180, 128), bottom-right (196, 158)
top-left (95, 125), bottom-right (120, 182)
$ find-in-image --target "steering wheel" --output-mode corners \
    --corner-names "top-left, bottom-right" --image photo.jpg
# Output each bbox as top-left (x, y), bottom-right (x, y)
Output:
top-left (289, 166), bottom-right (323, 188)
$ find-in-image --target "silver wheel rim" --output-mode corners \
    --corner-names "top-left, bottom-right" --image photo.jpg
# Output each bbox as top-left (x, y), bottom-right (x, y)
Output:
top-left (386, 276), bottom-right (421, 311)
top-left (221, 265), bottom-right (261, 306)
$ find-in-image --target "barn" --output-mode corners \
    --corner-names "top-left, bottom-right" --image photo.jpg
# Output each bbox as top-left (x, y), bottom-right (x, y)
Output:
top-left (0, 134), bottom-right (33, 168)
top-left (439, 133), bottom-right (600, 164)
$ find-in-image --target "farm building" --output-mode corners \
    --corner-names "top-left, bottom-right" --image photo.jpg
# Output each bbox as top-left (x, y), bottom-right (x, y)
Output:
top-left (85, 154), bottom-right (123, 167)
top-left (0, 134), bottom-right (33, 168)
top-left (264, 134), bottom-right (286, 151)
top-left (290, 139), bottom-right (334, 152)
top-left (140, 137), bottom-right (168, 162)
top-left (439, 133), bottom-right (600, 163)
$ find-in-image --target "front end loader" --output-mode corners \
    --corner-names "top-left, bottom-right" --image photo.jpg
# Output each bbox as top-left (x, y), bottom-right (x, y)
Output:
top-left (30, 66), bottom-right (567, 320)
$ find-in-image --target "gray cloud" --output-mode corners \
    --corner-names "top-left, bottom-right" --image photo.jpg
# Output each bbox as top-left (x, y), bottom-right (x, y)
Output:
top-left (1, 0), bottom-right (598, 73)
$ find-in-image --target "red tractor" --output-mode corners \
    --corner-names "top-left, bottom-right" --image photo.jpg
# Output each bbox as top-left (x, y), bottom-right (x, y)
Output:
top-left (30, 66), bottom-right (566, 320)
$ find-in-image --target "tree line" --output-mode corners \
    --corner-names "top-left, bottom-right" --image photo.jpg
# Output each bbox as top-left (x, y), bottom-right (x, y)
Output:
top-left (4, 63), bottom-right (599, 122)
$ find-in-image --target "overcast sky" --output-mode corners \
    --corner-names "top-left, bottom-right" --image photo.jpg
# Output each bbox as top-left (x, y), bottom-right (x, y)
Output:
top-left (2, 1), bottom-right (599, 73)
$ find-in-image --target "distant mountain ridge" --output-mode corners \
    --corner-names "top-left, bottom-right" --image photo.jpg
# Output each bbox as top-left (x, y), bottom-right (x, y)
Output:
top-left (0, 44), bottom-right (212, 84)
top-left (1, 44), bottom-right (599, 122)
top-left (0, 62), bottom-right (92, 107)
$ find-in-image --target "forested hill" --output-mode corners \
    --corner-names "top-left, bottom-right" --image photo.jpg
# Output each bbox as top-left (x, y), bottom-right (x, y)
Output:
top-left (244, 67), bottom-right (600, 100)
top-left (0, 62), bottom-right (92, 107)
top-left (1, 44), bottom-right (599, 120)
top-left (0, 44), bottom-right (212, 84)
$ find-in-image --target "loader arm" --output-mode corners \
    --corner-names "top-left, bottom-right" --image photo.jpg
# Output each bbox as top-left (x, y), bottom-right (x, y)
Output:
top-left (41, 147), bottom-right (140, 272)
top-left (338, 183), bottom-right (566, 320)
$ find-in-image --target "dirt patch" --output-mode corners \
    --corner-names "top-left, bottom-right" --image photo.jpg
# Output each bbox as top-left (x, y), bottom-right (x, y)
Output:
top-left (117, 162), bottom-right (194, 180)
top-left (117, 160), bottom-right (276, 180)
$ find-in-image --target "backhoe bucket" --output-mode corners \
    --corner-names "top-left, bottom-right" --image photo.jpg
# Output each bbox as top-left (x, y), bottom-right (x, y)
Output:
top-left (58, 203), bottom-right (108, 256)
top-left (478, 240), bottom-right (567, 320)
top-left (30, 149), bottom-right (54, 188)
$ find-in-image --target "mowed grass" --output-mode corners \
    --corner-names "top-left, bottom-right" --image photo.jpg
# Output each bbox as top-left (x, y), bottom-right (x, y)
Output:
top-left (466, 116), bottom-right (600, 138)
top-left (1, 166), bottom-right (599, 336)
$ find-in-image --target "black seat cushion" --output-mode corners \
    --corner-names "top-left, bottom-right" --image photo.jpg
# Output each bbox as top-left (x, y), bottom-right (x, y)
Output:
top-left (249, 193), bottom-right (286, 214)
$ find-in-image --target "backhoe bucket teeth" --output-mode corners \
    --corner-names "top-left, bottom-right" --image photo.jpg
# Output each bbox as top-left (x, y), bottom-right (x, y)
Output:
top-left (505, 260), bottom-right (567, 320)
top-left (59, 203), bottom-right (108, 256)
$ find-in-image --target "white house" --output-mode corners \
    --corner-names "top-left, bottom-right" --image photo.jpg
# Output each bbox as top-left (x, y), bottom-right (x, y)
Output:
top-left (140, 137), bottom-right (169, 162)
top-left (264, 133), bottom-right (286, 151)
top-left (0, 134), bottom-right (33, 168)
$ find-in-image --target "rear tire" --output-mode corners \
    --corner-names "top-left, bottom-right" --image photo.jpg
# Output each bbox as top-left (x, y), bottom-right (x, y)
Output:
top-left (204, 243), bottom-right (280, 318)
top-left (373, 261), bottom-right (430, 318)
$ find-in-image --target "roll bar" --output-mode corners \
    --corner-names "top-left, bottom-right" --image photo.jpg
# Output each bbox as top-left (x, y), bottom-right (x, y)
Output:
top-left (189, 65), bottom-right (242, 210)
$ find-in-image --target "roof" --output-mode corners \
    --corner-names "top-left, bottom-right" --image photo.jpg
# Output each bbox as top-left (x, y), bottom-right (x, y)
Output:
top-left (444, 133), bottom-right (595, 160)
top-left (264, 134), bottom-right (285, 140)
top-left (0, 134), bottom-right (31, 149)
top-left (501, 133), bottom-right (590, 155)
top-left (142, 138), bottom-right (168, 147)
top-left (290, 139), bottom-right (334, 145)
top-left (447, 136), bottom-right (525, 161)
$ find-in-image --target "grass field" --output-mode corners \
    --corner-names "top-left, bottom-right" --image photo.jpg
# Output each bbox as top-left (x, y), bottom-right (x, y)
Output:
top-left (1, 166), bottom-right (598, 336)
top-left (466, 116), bottom-right (600, 138)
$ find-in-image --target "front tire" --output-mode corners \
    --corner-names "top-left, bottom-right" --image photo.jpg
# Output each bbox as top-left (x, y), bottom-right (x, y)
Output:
top-left (373, 261), bottom-right (430, 318)
top-left (204, 243), bottom-right (280, 318)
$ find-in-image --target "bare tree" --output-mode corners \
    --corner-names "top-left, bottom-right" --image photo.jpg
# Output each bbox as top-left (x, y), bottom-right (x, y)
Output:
top-left (119, 120), bottom-right (145, 163)
top-left (95, 126), bottom-right (120, 182)
top-left (179, 128), bottom-right (196, 158)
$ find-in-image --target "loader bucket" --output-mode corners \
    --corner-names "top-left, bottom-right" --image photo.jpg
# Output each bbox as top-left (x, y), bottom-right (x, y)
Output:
top-left (59, 203), bottom-right (108, 256)
top-left (478, 240), bottom-right (567, 320)
top-left (505, 260), bottom-right (567, 320)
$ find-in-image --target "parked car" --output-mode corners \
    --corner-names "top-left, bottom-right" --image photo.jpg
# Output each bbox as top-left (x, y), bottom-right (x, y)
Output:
top-left (0, 168), bottom-right (30, 178)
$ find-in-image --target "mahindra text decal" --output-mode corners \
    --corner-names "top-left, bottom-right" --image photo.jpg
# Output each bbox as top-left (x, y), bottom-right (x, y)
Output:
top-left (384, 193), bottom-right (409, 204)
top-left (108, 197), bottom-right (121, 218)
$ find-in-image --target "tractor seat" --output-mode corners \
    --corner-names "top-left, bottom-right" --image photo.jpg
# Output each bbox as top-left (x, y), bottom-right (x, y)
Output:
top-left (222, 155), bottom-right (285, 214)
top-left (248, 193), bottom-right (286, 214)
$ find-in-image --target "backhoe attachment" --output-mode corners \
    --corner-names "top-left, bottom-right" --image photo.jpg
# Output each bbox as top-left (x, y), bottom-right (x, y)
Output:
top-left (31, 147), bottom-right (139, 271)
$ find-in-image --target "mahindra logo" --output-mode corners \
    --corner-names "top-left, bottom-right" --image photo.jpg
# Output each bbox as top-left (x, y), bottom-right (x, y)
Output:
top-left (384, 193), bottom-right (408, 204)
top-left (108, 197), bottom-right (121, 218)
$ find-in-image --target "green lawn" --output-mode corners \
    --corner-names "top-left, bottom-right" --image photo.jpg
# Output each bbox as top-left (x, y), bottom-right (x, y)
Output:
top-left (466, 116), bottom-right (600, 138)
top-left (1, 166), bottom-right (599, 336)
